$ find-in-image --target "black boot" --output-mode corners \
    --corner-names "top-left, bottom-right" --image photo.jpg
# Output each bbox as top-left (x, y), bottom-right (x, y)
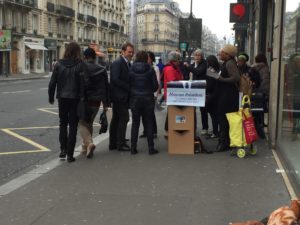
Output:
top-left (59, 149), bottom-right (66, 158)
top-left (149, 148), bottom-right (159, 155)
top-left (131, 147), bottom-right (138, 155)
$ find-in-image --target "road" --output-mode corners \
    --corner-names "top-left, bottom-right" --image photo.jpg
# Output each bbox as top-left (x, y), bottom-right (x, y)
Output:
top-left (0, 78), bottom-right (65, 185)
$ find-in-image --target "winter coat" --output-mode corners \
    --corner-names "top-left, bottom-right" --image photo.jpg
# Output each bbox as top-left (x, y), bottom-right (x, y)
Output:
top-left (84, 60), bottom-right (110, 106)
top-left (129, 62), bottom-right (159, 97)
top-left (216, 58), bottom-right (240, 114)
top-left (252, 63), bottom-right (270, 96)
top-left (163, 62), bottom-right (183, 100)
top-left (48, 59), bottom-right (83, 101)
top-left (188, 59), bottom-right (207, 80)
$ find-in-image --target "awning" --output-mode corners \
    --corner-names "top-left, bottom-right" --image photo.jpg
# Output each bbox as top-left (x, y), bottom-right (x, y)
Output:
top-left (25, 44), bottom-right (48, 50)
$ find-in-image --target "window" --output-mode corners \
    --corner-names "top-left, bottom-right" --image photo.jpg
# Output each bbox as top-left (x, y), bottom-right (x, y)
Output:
top-left (32, 14), bottom-right (38, 33)
top-left (278, 0), bottom-right (300, 192)
top-left (155, 34), bottom-right (158, 41)
top-left (0, 7), bottom-right (2, 28)
top-left (155, 14), bottom-right (159, 21)
top-left (48, 17), bottom-right (52, 32)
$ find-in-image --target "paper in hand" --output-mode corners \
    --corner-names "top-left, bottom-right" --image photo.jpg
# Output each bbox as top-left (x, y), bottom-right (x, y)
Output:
top-left (206, 68), bottom-right (220, 79)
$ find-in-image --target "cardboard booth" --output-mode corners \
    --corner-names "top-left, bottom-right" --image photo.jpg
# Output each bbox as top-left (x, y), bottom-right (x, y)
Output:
top-left (166, 81), bottom-right (206, 155)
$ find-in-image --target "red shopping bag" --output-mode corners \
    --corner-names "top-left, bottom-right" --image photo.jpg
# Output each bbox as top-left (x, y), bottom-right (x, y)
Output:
top-left (242, 111), bottom-right (258, 144)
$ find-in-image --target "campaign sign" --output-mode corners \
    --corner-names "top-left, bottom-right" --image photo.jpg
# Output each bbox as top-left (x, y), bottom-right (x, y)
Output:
top-left (166, 81), bottom-right (206, 107)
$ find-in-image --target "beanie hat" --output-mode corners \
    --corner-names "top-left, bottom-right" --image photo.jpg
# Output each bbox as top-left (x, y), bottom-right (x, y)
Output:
top-left (238, 53), bottom-right (249, 61)
top-left (222, 44), bottom-right (237, 57)
top-left (84, 47), bottom-right (96, 59)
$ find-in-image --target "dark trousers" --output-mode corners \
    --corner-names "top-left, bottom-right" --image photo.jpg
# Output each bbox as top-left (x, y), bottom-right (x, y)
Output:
top-left (58, 98), bottom-right (79, 157)
top-left (109, 102), bottom-right (129, 148)
top-left (207, 109), bottom-right (219, 136)
top-left (130, 96), bottom-right (155, 150)
top-left (200, 107), bottom-right (208, 130)
top-left (217, 113), bottom-right (230, 148)
top-left (142, 110), bottom-right (157, 135)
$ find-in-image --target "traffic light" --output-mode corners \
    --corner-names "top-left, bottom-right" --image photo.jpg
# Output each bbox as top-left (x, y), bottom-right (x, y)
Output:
top-left (229, 3), bottom-right (250, 23)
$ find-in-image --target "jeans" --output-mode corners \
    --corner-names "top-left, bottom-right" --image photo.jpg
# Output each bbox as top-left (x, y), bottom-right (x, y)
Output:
top-left (58, 98), bottom-right (79, 157)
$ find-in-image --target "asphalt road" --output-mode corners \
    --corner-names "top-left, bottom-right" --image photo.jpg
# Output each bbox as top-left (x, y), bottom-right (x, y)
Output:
top-left (0, 78), bottom-right (67, 185)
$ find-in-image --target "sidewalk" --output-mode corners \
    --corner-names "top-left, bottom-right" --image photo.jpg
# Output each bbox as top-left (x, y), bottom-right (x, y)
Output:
top-left (0, 72), bottom-right (50, 82)
top-left (0, 110), bottom-right (291, 225)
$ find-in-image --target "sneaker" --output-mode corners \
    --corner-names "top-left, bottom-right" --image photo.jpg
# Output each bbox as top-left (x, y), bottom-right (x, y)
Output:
top-left (210, 134), bottom-right (218, 139)
top-left (59, 150), bottom-right (66, 159)
top-left (86, 143), bottom-right (96, 158)
top-left (139, 134), bottom-right (146, 138)
top-left (201, 129), bottom-right (208, 135)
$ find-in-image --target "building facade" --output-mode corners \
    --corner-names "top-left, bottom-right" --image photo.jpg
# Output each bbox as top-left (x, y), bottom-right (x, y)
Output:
top-left (0, 0), bottom-right (127, 75)
top-left (241, 0), bottom-right (300, 197)
top-left (134, 0), bottom-right (181, 62)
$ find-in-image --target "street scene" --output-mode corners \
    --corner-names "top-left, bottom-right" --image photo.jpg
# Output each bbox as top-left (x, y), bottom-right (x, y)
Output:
top-left (0, 0), bottom-right (300, 225)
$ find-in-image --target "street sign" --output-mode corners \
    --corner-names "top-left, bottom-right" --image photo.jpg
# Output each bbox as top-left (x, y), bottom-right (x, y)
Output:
top-left (179, 42), bottom-right (188, 51)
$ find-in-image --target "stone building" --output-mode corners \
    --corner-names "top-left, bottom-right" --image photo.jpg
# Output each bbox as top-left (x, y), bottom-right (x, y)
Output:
top-left (0, 0), bottom-right (128, 75)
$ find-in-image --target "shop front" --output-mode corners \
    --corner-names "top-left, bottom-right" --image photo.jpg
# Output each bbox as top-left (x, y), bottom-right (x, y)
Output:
top-left (44, 39), bottom-right (57, 72)
top-left (21, 37), bottom-right (47, 74)
top-left (276, 0), bottom-right (300, 196)
top-left (0, 29), bottom-right (11, 76)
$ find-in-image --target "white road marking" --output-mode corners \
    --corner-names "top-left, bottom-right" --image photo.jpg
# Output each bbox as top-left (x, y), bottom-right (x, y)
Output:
top-left (0, 121), bottom-right (132, 196)
top-left (2, 90), bottom-right (31, 94)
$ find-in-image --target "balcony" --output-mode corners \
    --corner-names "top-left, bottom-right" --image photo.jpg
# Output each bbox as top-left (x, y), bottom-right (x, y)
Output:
top-left (109, 22), bottom-right (119, 31)
top-left (77, 13), bottom-right (84, 22)
top-left (56, 5), bottom-right (75, 18)
top-left (86, 15), bottom-right (97, 25)
top-left (47, 2), bottom-right (55, 12)
top-left (154, 28), bottom-right (159, 32)
top-left (100, 20), bottom-right (109, 28)
top-left (5, 0), bottom-right (36, 8)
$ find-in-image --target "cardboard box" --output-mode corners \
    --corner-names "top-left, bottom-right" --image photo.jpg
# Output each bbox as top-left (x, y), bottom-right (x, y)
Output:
top-left (168, 106), bottom-right (194, 155)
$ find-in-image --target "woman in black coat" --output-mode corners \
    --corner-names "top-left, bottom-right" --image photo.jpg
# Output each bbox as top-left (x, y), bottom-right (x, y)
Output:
top-left (215, 45), bottom-right (240, 152)
top-left (129, 51), bottom-right (159, 155)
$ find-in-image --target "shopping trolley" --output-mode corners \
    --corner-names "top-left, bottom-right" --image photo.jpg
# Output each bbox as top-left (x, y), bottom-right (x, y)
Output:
top-left (226, 95), bottom-right (258, 158)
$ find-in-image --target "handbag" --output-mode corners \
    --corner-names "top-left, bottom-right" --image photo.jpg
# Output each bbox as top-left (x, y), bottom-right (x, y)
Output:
top-left (242, 111), bottom-right (258, 144)
top-left (99, 110), bottom-right (108, 134)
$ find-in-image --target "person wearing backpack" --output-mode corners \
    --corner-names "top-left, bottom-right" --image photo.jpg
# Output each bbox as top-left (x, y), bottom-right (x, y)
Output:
top-left (237, 53), bottom-right (261, 96)
top-left (251, 53), bottom-right (270, 138)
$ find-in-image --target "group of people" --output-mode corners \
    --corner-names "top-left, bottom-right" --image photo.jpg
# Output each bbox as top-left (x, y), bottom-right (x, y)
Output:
top-left (161, 44), bottom-right (269, 153)
top-left (48, 41), bottom-right (270, 162)
top-left (48, 42), bottom-right (160, 162)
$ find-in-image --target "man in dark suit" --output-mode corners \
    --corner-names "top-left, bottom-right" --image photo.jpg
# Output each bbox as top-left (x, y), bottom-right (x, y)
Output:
top-left (109, 42), bottom-right (134, 151)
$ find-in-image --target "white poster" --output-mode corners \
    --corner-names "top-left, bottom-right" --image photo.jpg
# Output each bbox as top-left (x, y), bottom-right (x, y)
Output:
top-left (167, 81), bottom-right (205, 106)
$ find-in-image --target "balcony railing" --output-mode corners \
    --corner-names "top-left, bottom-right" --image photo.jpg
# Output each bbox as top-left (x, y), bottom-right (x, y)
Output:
top-left (56, 5), bottom-right (75, 18)
top-left (47, 2), bottom-right (55, 12)
top-left (86, 15), bottom-right (97, 25)
top-left (109, 22), bottom-right (119, 31)
top-left (77, 13), bottom-right (84, 22)
top-left (100, 20), bottom-right (109, 28)
top-left (5, 0), bottom-right (36, 7)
